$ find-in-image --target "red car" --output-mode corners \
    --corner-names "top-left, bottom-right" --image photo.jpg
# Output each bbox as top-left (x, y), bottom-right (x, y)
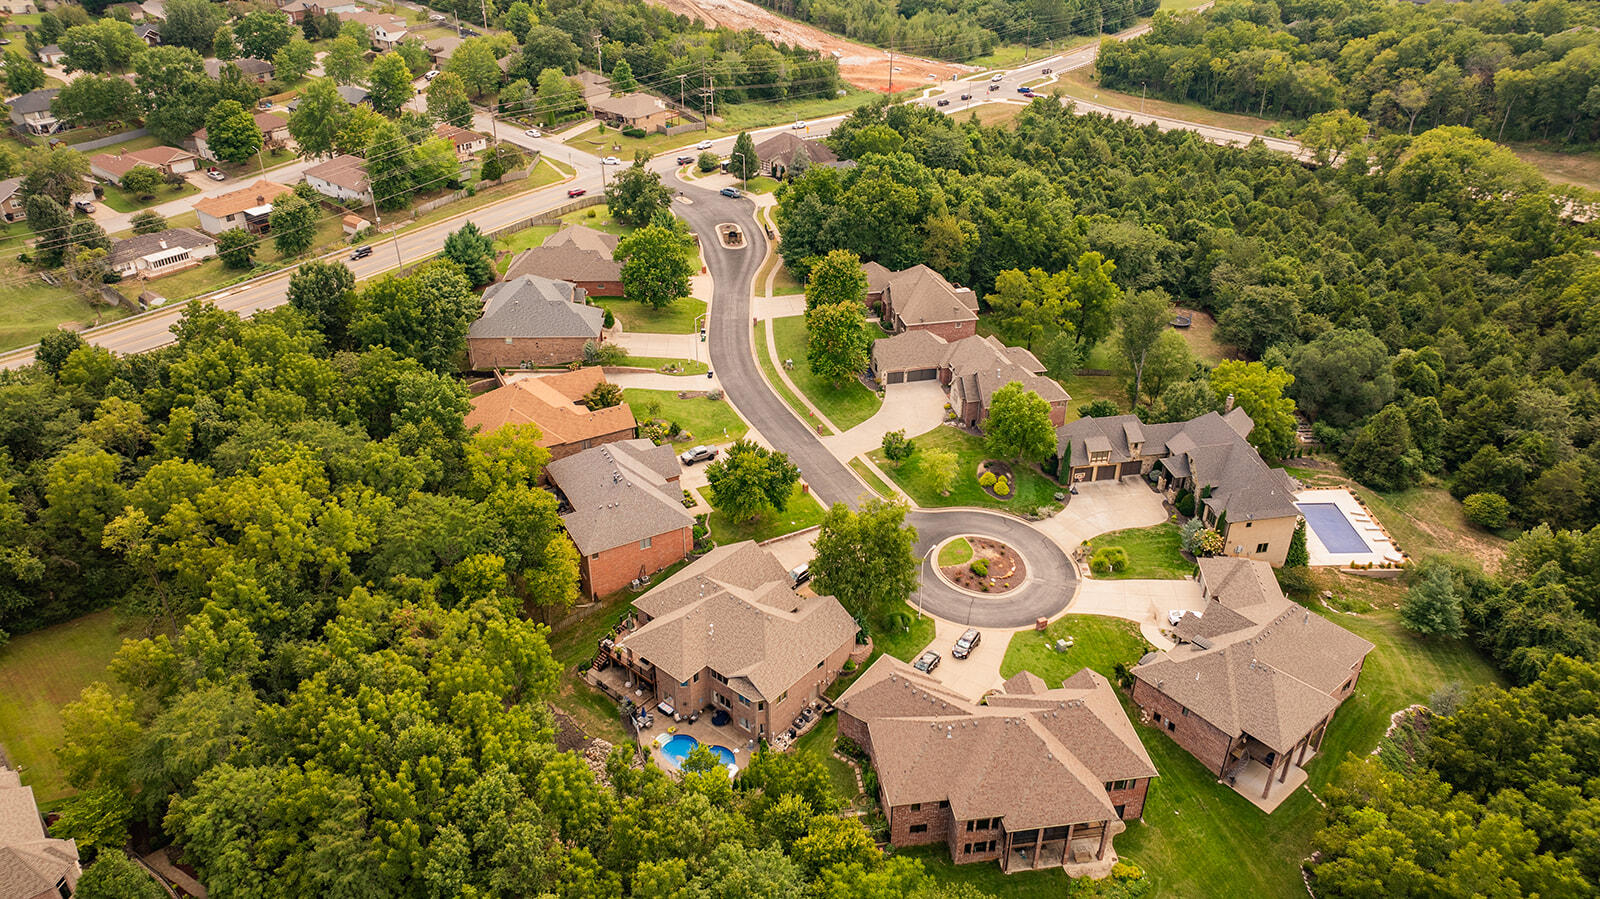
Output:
top-left (567, 188), bottom-right (587, 198)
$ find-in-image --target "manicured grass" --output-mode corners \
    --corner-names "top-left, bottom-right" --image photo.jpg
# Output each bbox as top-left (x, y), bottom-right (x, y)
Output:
top-left (875, 600), bottom-right (937, 662)
top-left (770, 264), bottom-right (803, 295)
top-left (705, 482), bottom-right (826, 545)
top-left (561, 203), bottom-right (634, 236)
top-left (937, 537), bottom-right (973, 567)
top-left (566, 124), bottom-right (735, 162)
top-left (790, 714), bottom-right (864, 809)
top-left (212, 147), bottom-right (297, 180)
top-left (0, 274), bottom-right (130, 352)
top-left (96, 179), bottom-right (200, 214)
top-left (0, 611), bottom-right (139, 802)
top-left (1085, 521), bottom-right (1196, 580)
top-left (621, 387), bottom-right (747, 450)
top-left (1001, 615), bottom-right (1151, 685)
top-left (741, 176), bottom-right (780, 195)
top-left (616, 354), bottom-right (708, 376)
top-left (595, 296), bottom-right (707, 334)
top-left (848, 457), bottom-right (894, 498)
top-left (74, 134), bottom-right (161, 155)
top-left (493, 223), bottom-right (559, 260)
top-left (770, 315), bottom-right (882, 430)
top-left (754, 323), bottom-right (833, 436)
top-left (899, 844), bottom-right (1073, 897)
top-left (140, 215), bottom-right (347, 303)
top-left (717, 89), bottom-right (918, 133)
top-left (1057, 68), bottom-right (1279, 136)
top-left (869, 426), bottom-right (1062, 512)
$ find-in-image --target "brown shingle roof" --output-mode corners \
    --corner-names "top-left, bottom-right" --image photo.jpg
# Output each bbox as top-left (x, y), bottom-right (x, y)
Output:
top-left (304, 154), bottom-right (369, 193)
top-left (546, 438), bottom-right (692, 555)
top-left (90, 145), bottom-right (195, 179)
top-left (193, 179), bottom-right (293, 218)
top-left (505, 245), bottom-right (623, 285)
top-left (462, 368), bottom-right (635, 447)
top-left (885, 264), bottom-right (977, 326)
top-left (591, 93), bottom-right (666, 120)
top-left (871, 331), bottom-right (1068, 409)
top-left (752, 131), bottom-right (838, 168)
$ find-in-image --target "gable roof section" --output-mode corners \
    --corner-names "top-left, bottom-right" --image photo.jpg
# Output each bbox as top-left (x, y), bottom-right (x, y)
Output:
top-left (886, 264), bottom-right (977, 326)
top-left (576, 70), bottom-right (612, 101)
top-left (947, 335), bottom-right (1067, 412)
top-left (436, 123), bottom-right (486, 146)
top-left (0, 766), bottom-right (77, 898)
top-left (753, 131), bottom-right (838, 168)
top-left (544, 223), bottom-right (619, 256)
top-left (591, 93), bottom-right (666, 120)
top-left (617, 542), bottom-right (857, 700)
top-left (193, 179), bottom-right (293, 218)
top-left (108, 228), bottom-right (215, 266)
top-left (862, 260), bottom-right (893, 295)
top-left (8, 89), bottom-right (58, 116)
top-left (468, 275), bottom-right (602, 340)
top-left (462, 367), bottom-right (634, 445)
top-left (546, 438), bottom-right (692, 555)
top-left (304, 153), bottom-right (369, 192)
top-left (0, 178), bottom-right (19, 206)
top-left (505, 245), bottom-right (624, 284)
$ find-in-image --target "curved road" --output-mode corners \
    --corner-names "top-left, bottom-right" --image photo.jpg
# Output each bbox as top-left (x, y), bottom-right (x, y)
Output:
top-left (669, 180), bottom-right (1077, 627)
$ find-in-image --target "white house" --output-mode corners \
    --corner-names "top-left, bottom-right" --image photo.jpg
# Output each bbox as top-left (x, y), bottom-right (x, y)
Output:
top-left (109, 228), bottom-right (217, 279)
top-left (194, 179), bottom-right (294, 235)
top-left (303, 154), bottom-right (372, 206)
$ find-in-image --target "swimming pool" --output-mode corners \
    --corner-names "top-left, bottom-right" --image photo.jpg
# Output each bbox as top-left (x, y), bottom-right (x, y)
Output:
top-left (656, 734), bottom-right (738, 771)
top-left (1296, 502), bottom-right (1368, 554)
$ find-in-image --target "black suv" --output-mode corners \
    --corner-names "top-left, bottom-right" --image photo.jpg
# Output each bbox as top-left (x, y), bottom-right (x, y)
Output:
top-left (952, 628), bottom-right (981, 659)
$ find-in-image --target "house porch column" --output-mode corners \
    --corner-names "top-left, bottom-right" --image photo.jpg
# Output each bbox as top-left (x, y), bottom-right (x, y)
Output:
top-left (1297, 734), bottom-right (1311, 766)
top-left (1095, 822), bottom-right (1109, 860)
top-left (1032, 828), bottom-right (1043, 867)
top-left (1261, 756), bottom-right (1277, 800)
top-left (1279, 749), bottom-right (1291, 783)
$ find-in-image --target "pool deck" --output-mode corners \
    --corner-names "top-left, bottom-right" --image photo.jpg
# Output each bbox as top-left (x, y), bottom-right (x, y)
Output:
top-left (1294, 488), bottom-right (1403, 568)
top-left (643, 715), bottom-right (757, 776)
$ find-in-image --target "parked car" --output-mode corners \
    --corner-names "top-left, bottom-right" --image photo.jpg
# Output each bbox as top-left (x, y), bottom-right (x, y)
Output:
top-left (936, 98), bottom-right (950, 106)
top-left (205, 168), bottom-right (226, 181)
top-left (695, 139), bottom-right (714, 149)
top-left (952, 628), bottom-right (981, 659)
top-left (990, 72), bottom-right (1005, 82)
top-left (602, 156), bottom-right (622, 165)
top-left (1017, 86), bottom-right (1032, 94)
top-left (792, 119), bottom-right (807, 129)
top-left (1168, 609), bottom-right (1200, 627)
top-left (1041, 67), bottom-right (1053, 74)
top-left (567, 188), bottom-right (587, 198)
top-left (913, 651), bottom-right (941, 673)
top-left (719, 186), bottom-right (742, 198)
top-left (680, 445), bottom-right (718, 465)
top-left (350, 245), bottom-right (373, 260)
top-left (425, 70), bottom-right (440, 80)
top-left (789, 563), bottom-right (810, 586)
top-left (524, 128), bottom-right (542, 137)
top-left (429, 13), bottom-right (446, 20)
top-left (960, 93), bottom-right (972, 100)
top-left (256, 99), bottom-right (272, 110)
top-left (676, 155), bottom-right (694, 164)
top-left (73, 200), bottom-right (95, 213)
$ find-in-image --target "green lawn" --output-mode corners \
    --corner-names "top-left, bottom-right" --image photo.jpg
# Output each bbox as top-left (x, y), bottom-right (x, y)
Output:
top-left (1085, 521), bottom-right (1197, 580)
top-left (770, 264), bottom-right (803, 295)
top-left (937, 537), bottom-right (973, 567)
top-left (621, 388), bottom-right (747, 450)
top-left (566, 124), bottom-right (736, 162)
top-left (848, 457), bottom-right (894, 499)
top-left (754, 324), bottom-right (833, 436)
top-left (869, 426), bottom-right (1062, 513)
top-left (1001, 615), bottom-right (1151, 685)
top-left (770, 315), bottom-right (882, 430)
top-left (790, 714), bottom-right (864, 809)
top-left (617, 354), bottom-right (708, 376)
top-left (874, 600), bottom-right (936, 662)
top-left (212, 147), bottom-right (298, 180)
top-left (97, 179), bottom-right (200, 214)
top-left (899, 844), bottom-right (1074, 897)
top-left (493, 223), bottom-right (560, 260)
top-left (717, 89), bottom-right (918, 133)
top-left (0, 275), bottom-right (130, 352)
top-left (595, 297), bottom-right (707, 334)
top-left (705, 482), bottom-right (826, 544)
top-left (0, 611), bottom-right (139, 803)
top-left (741, 176), bottom-right (780, 195)
top-left (562, 203), bottom-right (634, 236)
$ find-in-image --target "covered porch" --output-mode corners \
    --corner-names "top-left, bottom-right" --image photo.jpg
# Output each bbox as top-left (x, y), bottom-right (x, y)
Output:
top-left (1222, 727), bottom-right (1324, 813)
top-left (1001, 820), bottom-right (1121, 878)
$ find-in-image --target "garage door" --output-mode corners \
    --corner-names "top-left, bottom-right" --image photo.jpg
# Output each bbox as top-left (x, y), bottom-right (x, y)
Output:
top-left (905, 368), bottom-right (938, 382)
top-left (887, 372), bottom-right (905, 384)
top-left (1119, 461), bottom-right (1142, 478)
top-left (1094, 465), bottom-right (1117, 481)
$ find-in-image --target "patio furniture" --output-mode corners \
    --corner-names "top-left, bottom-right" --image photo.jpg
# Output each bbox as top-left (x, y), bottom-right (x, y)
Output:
top-left (711, 709), bottom-right (730, 727)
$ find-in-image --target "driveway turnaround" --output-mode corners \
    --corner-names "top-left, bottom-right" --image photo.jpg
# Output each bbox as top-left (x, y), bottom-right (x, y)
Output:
top-left (1032, 478), bottom-right (1170, 551)
top-left (671, 177), bottom-right (1078, 627)
top-left (920, 616), bottom-right (1014, 702)
top-left (1071, 578), bottom-right (1205, 649)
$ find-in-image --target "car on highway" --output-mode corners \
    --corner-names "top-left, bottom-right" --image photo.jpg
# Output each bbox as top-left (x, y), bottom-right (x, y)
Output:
top-left (680, 445), bottom-right (718, 465)
top-left (719, 186), bottom-right (742, 198)
top-left (567, 188), bottom-right (587, 198)
top-left (988, 83), bottom-right (1000, 91)
top-left (990, 72), bottom-right (1004, 82)
top-left (205, 168), bottom-right (226, 181)
top-left (676, 155), bottom-right (694, 164)
top-left (524, 128), bottom-right (542, 137)
top-left (952, 628), bottom-right (981, 660)
top-left (936, 98), bottom-right (949, 106)
top-left (350, 245), bottom-right (373, 260)
top-left (695, 139), bottom-right (714, 149)
top-left (602, 156), bottom-right (621, 165)
top-left (913, 651), bottom-right (941, 674)
top-left (792, 119), bottom-right (807, 129)
top-left (1041, 67), bottom-right (1053, 74)
top-left (960, 93), bottom-right (972, 100)
top-left (1017, 85), bottom-right (1032, 93)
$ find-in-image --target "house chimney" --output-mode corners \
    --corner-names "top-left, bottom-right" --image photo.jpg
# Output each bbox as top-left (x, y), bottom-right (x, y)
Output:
top-left (158, 240), bottom-right (167, 249)
top-left (1224, 393), bottom-right (1235, 413)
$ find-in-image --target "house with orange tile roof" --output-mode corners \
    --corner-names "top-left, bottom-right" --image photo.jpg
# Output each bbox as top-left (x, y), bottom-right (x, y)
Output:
top-left (462, 367), bottom-right (636, 461)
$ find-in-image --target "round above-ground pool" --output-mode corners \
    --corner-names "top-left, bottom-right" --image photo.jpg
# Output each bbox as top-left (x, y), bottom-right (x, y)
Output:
top-left (657, 733), bottom-right (698, 767)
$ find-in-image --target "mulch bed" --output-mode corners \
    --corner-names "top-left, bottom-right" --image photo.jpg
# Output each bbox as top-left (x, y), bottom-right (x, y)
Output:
top-left (976, 460), bottom-right (1015, 500)
top-left (939, 537), bottom-right (1027, 595)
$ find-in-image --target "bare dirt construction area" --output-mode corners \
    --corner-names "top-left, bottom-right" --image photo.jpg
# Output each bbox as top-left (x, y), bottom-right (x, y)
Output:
top-left (646, 0), bottom-right (970, 92)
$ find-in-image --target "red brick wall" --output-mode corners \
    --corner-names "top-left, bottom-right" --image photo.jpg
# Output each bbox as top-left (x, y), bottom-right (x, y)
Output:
top-left (580, 525), bottom-right (692, 598)
top-left (905, 319), bottom-right (975, 342)
top-left (545, 427), bottom-right (637, 464)
top-left (1107, 778), bottom-right (1150, 819)
top-left (1333, 657), bottom-right (1364, 701)
top-left (574, 280), bottom-right (625, 297)
top-left (468, 335), bottom-right (595, 369)
top-left (1048, 399), bottom-right (1068, 427)
top-left (838, 709), bottom-right (870, 754)
top-left (1132, 676), bottom-right (1235, 776)
top-left (947, 820), bottom-right (1004, 865)
top-left (763, 637), bottom-right (853, 736)
top-left (888, 803), bottom-right (951, 847)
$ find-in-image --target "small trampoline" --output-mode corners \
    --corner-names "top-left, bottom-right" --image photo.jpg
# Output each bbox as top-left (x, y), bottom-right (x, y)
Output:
top-left (1297, 502), bottom-right (1369, 554)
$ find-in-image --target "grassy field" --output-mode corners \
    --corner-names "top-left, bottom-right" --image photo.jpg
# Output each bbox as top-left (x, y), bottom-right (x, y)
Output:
top-left (704, 482), bottom-right (826, 544)
top-left (595, 297), bottom-right (707, 334)
top-left (718, 89), bottom-right (917, 132)
top-left (561, 203), bottom-right (634, 236)
top-left (740, 175), bottom-right (781, 195)
top-left (791, 714), bottom-right (864, 809)
top-left (0, 275), bottom-right (130, 351)
top-left (1054, 68), bottom-right (1280, 136)
top-left (869, 426), bottom-right (1062, 512)
top-left (622, 387), bottom-right (747, 449)
top-left (616, 354), bottom-right (708, 376)
top-left (937, 537), bottom-right (973, 567)
top-left (876, 600), bottom-right (937, 662)
top-left (754, 324), bottom-right (833, 435)
top-left (567, 124), bottom-right (735, 162)
top-left (848, 457), bottom-right (894, 498)
top-left (493, 223), bottom-right (560, 262)
top-left (0, 611), bottom-right (139, 802)
top-left (770, 315), bottom-right (882, 430)
top-left (212, 147), bottom-right (298, 180)
top-left (1001, 615), bottom-right (1151, 685)
top-left (1506, 143), bottom-right (1600, 194)
top-left (1085, 521), bottom-right (1196, 580)
top-left (899, 844), bottom-right (1074, 897)
top-left (97, 178), bottom-right (200, 214)
top-left (770, 264), bottom-right (803, 295)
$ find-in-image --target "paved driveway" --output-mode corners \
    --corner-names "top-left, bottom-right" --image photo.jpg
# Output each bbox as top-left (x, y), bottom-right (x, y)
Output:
top-left (612, 332), bottom-right (704, 359)
top-left (821, 381), bottom-right (948, 459)
top-left (1032, 478), bottom-right (1170, 551)
top-left (1071, 578), bottom-right (1204, 649)
top-left (920, 617), bottom-right (1014, 702)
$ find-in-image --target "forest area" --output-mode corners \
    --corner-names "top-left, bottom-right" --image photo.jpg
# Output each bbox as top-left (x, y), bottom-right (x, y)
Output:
top-left (1095, 0), bottom-right (1600, 145)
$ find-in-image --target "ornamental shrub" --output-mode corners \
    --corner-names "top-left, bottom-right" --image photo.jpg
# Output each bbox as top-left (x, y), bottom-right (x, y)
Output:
top-left (970, 558), bottom-right (989, 577)
top-left (994, 477), bottom-right (1010, 497)
top-left (979, 471), bottom-right (997, 488)
top-left (1175, 491), bottom-right (1195, 517)
top-left (1462, 492), bottom-right (1510, 529)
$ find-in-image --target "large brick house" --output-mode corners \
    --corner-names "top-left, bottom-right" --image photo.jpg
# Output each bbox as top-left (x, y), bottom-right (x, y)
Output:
top-left (599, 542), bottom-right (858, 740)
top-left (547, 439), bottom-right (695, 598)
top-left (1, 764), bottom-right (81, 898)
top-left (876, 264), bottom-right (978, 340)
top-left (462, 368), bottom-right (636, 461)
top-left (871, 331), bottom-right (1071, 428)
top-left (1056, 408), bottom-right (1301, 566)
top-left (752, 131), bottom-right (838, 179)
top-left (1132, 558), bottom-right (1373, 808)
top-left (465, 274), bottom-right (605, 370)
top-left (837, 657), bottom-right (1156, 874)
top-left (504, 225), bottom-right (625, 298)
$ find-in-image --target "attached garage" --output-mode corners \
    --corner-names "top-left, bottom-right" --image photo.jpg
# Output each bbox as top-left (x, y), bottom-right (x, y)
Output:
top-left (886, 371), bottom-right (904, 384)
top-left (1093, 465), bottom-right (1117, 481)
top-left (905, 367), bottom-right (938, 382)
top-left (1118, 461), bottom-right (1142, 478)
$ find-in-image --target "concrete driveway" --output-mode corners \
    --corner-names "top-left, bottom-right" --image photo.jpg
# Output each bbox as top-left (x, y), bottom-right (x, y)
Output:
top-left (821, 381), bottom-right (948, 459)
top-left (1070, 578), bottom-right (1204, 649)
top-left (1032, 477), bottom-right (1170, 551)
top-left (612, 332), bottom-right (703, 358)
top-left (921, 616), bottom-right (1013, 702)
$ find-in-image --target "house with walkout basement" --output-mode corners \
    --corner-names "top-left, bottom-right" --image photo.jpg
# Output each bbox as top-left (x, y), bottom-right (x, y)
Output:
top-left (546, 438), bottom-right (694, 598)
top-left (836, 656), bottom-right (1157, 874)
top-left (0, 765), bottom-right (81, 899)
top-left (871, 330), bottom-right (1070, 428)
top-left (1056, 406), bottom-right (1301, 566)
top-left (463, 367), bottom-right (636, 461)
top-left (108, 228), bottom-right (216, 279)
top-left (592, 542), bottom-right (858, 741)
top-left (874, 263), bottom-right (979, 340)
top-left (504, 224), bottom-right (625, 298)
top-left (465, 274), bottom-right (605, 369)
top-left (1132, 557), bottom-right (1373, 811)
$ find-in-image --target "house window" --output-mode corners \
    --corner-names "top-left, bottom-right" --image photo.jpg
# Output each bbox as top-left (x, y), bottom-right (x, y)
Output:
top-left (777, 691), bottom-right (786, 703)
top-left (712, 671), bottom-right (728, 684)
top-left (1166, 720), bottom-right (1176, 731)
top-left (693, 673), bottom-right (700, 683)
top-left (939, 800), bottom-right (950, 808)
top-left (1181, 707), bottom-right (1189, 717)
top-left (504, 337), bottom-right (514, 344)
top-left (1256, 542), bottom-right (1269, 554)
top-left (590, 553), bottom-right (599, 560)
top-left (963, 843), bottom-right (973, 854)
top-left (1153, 712), bottom-right (1163, 723)
top-left (1341, 678), bottom-right (1353, 692)
top-left (910, 803), bottom-right (922, 812)
top-left (641, 536), bottom-right (652, 549)
top-left (909, 824), bottom-right (928, 834)
top-left (679, 680), bottom-right (688, 687)
top-left (1105, 779), bottom-right (1135, 791)
top-left (738, 695), bottom-right (751, 707)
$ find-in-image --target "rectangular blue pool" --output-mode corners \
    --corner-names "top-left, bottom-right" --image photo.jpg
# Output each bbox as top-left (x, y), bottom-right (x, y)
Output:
top-left (1296, 502), bottom-right (1369, 554)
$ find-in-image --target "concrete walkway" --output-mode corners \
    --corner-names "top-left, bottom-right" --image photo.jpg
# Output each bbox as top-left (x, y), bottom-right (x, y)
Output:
top-left (821, 381), bottom-right (948, 459)
top-left (609, 370), bottom-right (720, 390)
top-left (1069, 578), bottom-right (1205, 649)
top-left (142, 850), bottom-right (206, 898)
top-left (753, 295), bottom-right (805, 319)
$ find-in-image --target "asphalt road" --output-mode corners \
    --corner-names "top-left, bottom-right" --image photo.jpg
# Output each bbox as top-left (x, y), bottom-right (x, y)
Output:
top-left (670, 175), bottom-right (1077, 627)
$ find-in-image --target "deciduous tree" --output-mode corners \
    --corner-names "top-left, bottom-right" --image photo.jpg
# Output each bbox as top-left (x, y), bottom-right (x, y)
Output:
top-left (1117, 286), bottom-right (1171, 407)
top-left (288, 77), bottom-right (346, 158)
top-left (603, 157), bottom-right (673, 227)
top-left (426, 71), bottom-right (473, 127)
top-left (204, 100), bottom-right (263, 165)
top-left (445, 37), bottom-right (501, 98)
top-left (804, 248), bottom-right (867, 311)
top-left (729, 131), bottom-right (759, 182)
top-left (705, 439), bottom-right (799, 521)
top-left (215, 228), bottom-right (256, 269)
top-left (233, 8), bottom-right (294, 61)
top-left (287, 260), bottom-right (356, 348)
top-left (1209, 360), bottom-right (1296, 459)
top-left (269, 192), bottom-right (318, 258)
top-left (811, 498), bottom-right (917, 627)
top-left (365, 53), bottom-right (414, 116)
top-left (805, 301), bottom-right (870, 388)
top-left (615, 224), bottom-right (695, 310)
top-left (982, 382), bottom-right (1056, 463)
top-left (442, 221), bottom-right (495, 287)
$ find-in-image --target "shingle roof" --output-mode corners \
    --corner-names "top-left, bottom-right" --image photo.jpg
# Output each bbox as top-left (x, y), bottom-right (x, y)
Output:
top-left (90, 145), bottom-right (195, 179)
top-left (0, 766), bottom-right (77, 898)
top-left (435, 123), bottom-right (486, 146)
top-left (304, 154), bottom-right (369, 193)
top-left (205, 57), bottom-right (273, 78)
top-left (871, 332), bottom-right (1068, 409)
top-left (862, 260), bottom-right (893, 295)
top-left (462, 367), bottom-right (634, 447)
top-left (839, 657), bottom-right (1155, 829)
top-left (505, 243), bottom-right (623, 285)
top-left (576, 70), bottom-right (611, 101)
top-left (547, 438), bottom-right (692, 554)
top-left (336, 84), bottom-right (370, 106)
top-left (884, 264), bottom-right (977, 326)
top-left (108, 228), bottom-right (215, 266)
top-left (193, 179), bottom-right (293, 218)
top-left (0, 178), bottom-right (20, 206)
top-left (753, 131), bottom-right (838, 167)
top-left (468, 275), bottom-right (602, 340)
top-left (617, 542), bottom-right (858, 700)
top-left (544, 224), bottom-right (619, 256)
top-left (591, 93), bottom-right (666, 120)
top-left (7, 89), bottom-right (57, 115)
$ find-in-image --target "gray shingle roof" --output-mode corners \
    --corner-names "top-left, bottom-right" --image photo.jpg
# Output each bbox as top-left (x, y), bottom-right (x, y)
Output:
top-left (7, 89), bottom-right (57, 116)
top-left (108, 228), bottom-right (215, 266)
top-left (468, 275), bottom-right (602, 340)
top-left (753, 131), bottom-right (838, 168)
top-left (546, 438), bottom-right (692, 555)
top-left (871, 332), bottom-right (1068, 410)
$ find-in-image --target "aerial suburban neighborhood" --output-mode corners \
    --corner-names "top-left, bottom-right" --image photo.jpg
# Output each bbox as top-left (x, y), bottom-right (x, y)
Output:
top-left (0, 0), bottom-right (1597, 896)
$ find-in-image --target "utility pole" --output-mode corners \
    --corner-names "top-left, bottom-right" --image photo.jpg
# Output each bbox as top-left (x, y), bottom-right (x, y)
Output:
top-left (480, 0), bottom-right (488, 31)
top-left (679, 73), bottom-right (686, 113)
top-left (595, 35), bottom-right (603, 75)
top-left (887, 44), bottom-right (893, 94)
